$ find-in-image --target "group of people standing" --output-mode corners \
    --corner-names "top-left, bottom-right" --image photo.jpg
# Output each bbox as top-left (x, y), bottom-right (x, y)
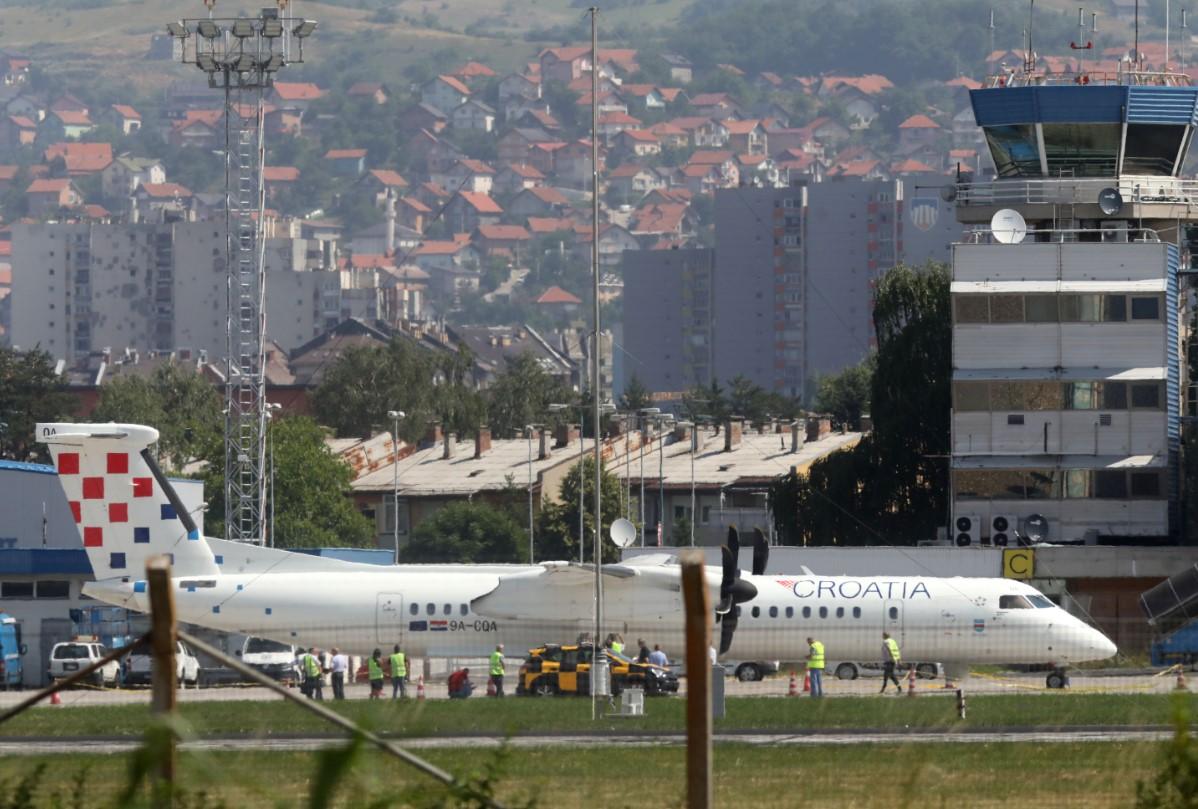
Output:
top-left (608, 634), bottom-right (671, 668)
top-left (804, 631), bottom-right (904, 698)
top-left (366, 645), bottom-right (410, 699)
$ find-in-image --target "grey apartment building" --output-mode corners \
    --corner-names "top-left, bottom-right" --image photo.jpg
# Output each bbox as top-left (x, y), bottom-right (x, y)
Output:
top-left (624, 177), bottom-right (961, 400)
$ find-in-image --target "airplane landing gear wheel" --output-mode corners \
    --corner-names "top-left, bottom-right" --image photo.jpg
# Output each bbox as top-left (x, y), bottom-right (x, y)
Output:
top-left (1046, 669), bottom-right (1068, 689)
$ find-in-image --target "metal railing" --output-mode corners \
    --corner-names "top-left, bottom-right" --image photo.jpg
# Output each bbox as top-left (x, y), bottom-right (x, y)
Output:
top-left (960, 224), bottom-right (1163, 244)
top-left (956, 176), bottom-right (1198, 208)
top-left (986, 69), bottom-right (1193, 88)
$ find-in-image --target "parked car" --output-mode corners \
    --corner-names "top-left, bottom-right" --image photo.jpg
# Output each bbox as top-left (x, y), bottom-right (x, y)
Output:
top-left (516, 642), bottom-right (679, 696)
top-left (238, 637), bottom-right (299, 683)
top-left (124, 640), bottom-right (201, 687)
top-left (49, 640), bottom-right (120, 687)
top-left (830, 660), bottom-right (943, 681)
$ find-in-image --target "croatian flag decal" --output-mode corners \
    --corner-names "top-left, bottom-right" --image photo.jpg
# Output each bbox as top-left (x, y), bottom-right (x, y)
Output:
top-left (973, 618), bottom-right (985, 633)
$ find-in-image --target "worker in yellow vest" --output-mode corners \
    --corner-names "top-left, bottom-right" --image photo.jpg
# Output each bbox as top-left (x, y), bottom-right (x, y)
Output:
top-left (302, 647), bottom-right (324, 701)
top-left (367, 648), bottom-right (384, 699)
top-left (805, 636), bottom-right (825, 698)
top-left (881, 632), bottom-right (902, 694)
top-left (390, 645), bottom-right (408, 699)
top-left (489, 643), bottom-right (506, 698)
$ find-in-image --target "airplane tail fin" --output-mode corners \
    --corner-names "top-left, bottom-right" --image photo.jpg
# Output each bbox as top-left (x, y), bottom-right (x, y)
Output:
top-left (36, 423), bottom-right (220, 582)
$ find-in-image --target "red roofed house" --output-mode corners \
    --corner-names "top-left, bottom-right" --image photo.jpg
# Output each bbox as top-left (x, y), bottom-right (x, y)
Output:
top-left (630, 202), bottom-right (694, 244)
top-left (494, 163), bottom-right (545, 194)
top-left (613, 129), bottom-right (661, 157)
top-left (498, 73), bottom-right (542, 105)
top-left (555, 140), bottom-right (604, 188)
top-left (527, 216), bottom-right (576, 236)
top-left (473, 224), bottom-right (531, 260)
top-left (434, 158), bottom-right (495, 195)
top-left (101, 156), bottom-right (165, 199)
top-left (132, 182), bottom-right (193, 222)
top-left (50, 109), bottom-right (94, 138)
top-left (358, 169), bottom-right (409, 207)
top-left (898, 113), bottom-right (941, 151)
top-left (816, 74), bottom-right (894, 127)
top-left (597, 110), bottom-right (642, 141)
top-left (890, 158), bottom-right (937, 175)
top-left (444, 191), bottom-right (503, 232)
top-left (26, 178), bottom-right (83, 217)
top-left (0, 115), bottom-right (36, 148)
top-left (44, 142), bottom-right (113, 175)
top-left (411, 240), bottom-right (483, 295)
top-left (324, 148), bottom-right (367, 177)
top-left (828, 159), bottom-right (890, 181)
top-left (262, 166), bottom-right (300, 200)
top-left (535, 285), bottom-right (582, 314)
top-left (508, 185), bottom-right (571, 220)
top-left (268, 82), bottom-right (324, 112)
top-left (607, 164), bottom-right (665, 202)
top-left (668, 116), bottom-right (729, 148)
top-left (688, 92), bottom-right (742, 119)
top-left (451, 61), bottom-right (498, 88)
top-left (539, 46), bottom-right (592, 84)
top-left (397, 196), bottom-right (431, 233)
top-left (347, 82), bottom-right (390, 105)
top-left (421, 75), bottom-right (471, 112)
top-left (0, 165), bottom-right (20, 194)
top-left (647, 121), bottom-right (688, 149)
top-left (168, 109), bottom-right (221, 149)
top-left (722, 119), bottom-right (768, 155)
top-left (109, 104), bottom-right (141, 135)
top-left (451, 99), bottom-right (497, 133)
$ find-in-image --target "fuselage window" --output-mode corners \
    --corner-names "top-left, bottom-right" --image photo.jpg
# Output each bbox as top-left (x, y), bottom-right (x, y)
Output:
top-left (769, 606), bottom-right (778, 618)
top-left (785, 606), bottom-right (794, 618)
top-left (426, 603), bottom-right (435, 615)
top-left (460, 604), bottom-right (469, 616)
top-left (852, 607), bottom-right (861, 618)
top-left (802, 606), bottom-right (811, 618)
top-left (751, 606), bottom-right (760, 618)
top-left (1027, 595), bottom-right (1055, 608)
top-left (836, 607), bottom-right (844, 618)
top-left (409, 603), bottom-right (418, 616)
top-left (999, 594), bottom-right (1034, 609)
top-left (443, 603), bottom-right (452, 615)
top-left (888, 607), bottom-right (898, 620)
top-left (818, 606), bottom-right (828, 619)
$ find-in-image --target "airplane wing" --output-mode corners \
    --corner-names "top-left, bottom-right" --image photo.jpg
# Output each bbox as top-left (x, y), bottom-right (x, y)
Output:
top-left (470, 560), bottom-right (684, 619)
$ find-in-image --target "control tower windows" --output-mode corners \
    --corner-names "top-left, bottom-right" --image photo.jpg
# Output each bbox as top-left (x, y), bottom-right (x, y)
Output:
top-left (986, 124), bottom-right (1041, 177)
top-left (1123, 124), bottom-right (1187, 175)
top-left (1042, 124), bottom-right (1120, 177)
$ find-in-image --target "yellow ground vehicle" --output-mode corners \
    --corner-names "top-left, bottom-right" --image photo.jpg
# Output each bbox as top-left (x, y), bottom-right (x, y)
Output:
top-left (515, 642), bottom-right (679, 696)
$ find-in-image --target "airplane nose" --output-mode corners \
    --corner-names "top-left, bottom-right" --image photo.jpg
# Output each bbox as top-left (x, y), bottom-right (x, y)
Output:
top-left (1093, 629), bottom-right (1117, 660)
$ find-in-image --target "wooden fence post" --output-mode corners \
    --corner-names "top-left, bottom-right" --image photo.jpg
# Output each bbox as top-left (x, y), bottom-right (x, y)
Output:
top-left (146, 555), bottom-right (177, 808)
top-left (680, 550), bottom-right (712, 809)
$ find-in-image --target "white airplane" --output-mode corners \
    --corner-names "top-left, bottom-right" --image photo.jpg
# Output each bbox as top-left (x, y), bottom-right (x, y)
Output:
top-left (38, 423), bottom-right (1117, 687)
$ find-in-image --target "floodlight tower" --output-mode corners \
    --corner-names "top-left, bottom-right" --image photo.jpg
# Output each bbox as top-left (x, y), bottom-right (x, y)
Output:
top-left (165, 5), bottom-right (317, 544)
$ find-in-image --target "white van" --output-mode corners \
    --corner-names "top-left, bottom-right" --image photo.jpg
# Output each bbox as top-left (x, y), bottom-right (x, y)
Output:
top-left (125, 640), bottom-right (201, 687)
top-left (239, 637), bottom-right (299, 683)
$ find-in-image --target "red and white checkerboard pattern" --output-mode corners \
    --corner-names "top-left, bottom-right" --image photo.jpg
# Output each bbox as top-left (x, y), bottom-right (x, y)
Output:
top-left (52, 449), bottom-right (156, 549)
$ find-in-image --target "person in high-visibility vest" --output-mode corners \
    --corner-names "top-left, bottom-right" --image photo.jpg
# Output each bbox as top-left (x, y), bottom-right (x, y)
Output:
top-left (881, 632), bottom-right (903, 694)
top-left (489, 644), bottom-right (506, 698)
top-left (302, 647), bottom-right (324, 701)
top-left (390, 645), bottom-right (408, 699)
top-left (367, 648), bottom-right (385, 699)
top-left (805, 636), bottom-right (825, 698)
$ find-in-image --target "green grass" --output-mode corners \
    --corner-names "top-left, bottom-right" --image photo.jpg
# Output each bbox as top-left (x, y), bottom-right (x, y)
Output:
top-left (0, 742), bottom-right (1166, 808)
top-left (2, 693), bottom-right (1194, 739)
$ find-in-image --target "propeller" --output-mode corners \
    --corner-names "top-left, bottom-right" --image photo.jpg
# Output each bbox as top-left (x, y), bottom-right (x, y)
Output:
top-left (751, 527), bottom-right (769, 576)
top-left (715, 526), bottom-right (758, 655)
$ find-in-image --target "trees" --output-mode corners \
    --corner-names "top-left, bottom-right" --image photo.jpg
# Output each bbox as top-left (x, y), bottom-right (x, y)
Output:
top-left (92, 363), bottom-right (222, 472)
top-left (0, 347), bottom-right (76, 462)
top-left (771, 262), bottom-right (950, 545)
top-left (619, 373), bottom-right (652, 413)
top-left (405, 501), bottom-right (528, 563)
top-left (813, 354), bottom-right (875, 430)
top-left (202, 415), bottom-right (373, 547)
top-left (536, 455), bottom-right (627, 563)
top-left (484, 353), bottom-right (573, 439)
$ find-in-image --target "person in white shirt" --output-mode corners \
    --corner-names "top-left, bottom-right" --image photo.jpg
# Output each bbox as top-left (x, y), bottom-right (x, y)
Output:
top-left (647, 644), bottom-right (669, 668)
top-left (330, 648), bottom-right (349, 700)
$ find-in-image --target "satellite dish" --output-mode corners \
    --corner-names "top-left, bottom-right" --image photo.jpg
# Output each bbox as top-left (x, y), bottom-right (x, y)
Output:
top-left (940, 184), bottom-right (958, 203)
top-left (1097, 187), bottom-right (1124, 216)
top-left (990, 208), bottom-right (1027, 244)
top-left (609, 518), bottom-right (637, 548)
top-left (1024, 514), bottom-right (1049, 544)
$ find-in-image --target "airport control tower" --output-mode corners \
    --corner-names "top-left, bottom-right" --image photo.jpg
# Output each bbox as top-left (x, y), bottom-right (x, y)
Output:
top-left (949, 66), bottom-right (1197, 546)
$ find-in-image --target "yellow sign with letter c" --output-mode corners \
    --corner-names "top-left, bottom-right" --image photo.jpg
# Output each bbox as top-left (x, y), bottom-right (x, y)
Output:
top-left (1003, 548), bottom-right (1034, 580)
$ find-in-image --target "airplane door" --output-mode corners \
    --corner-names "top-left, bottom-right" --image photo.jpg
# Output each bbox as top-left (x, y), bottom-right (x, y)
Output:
top-left (883, 600), bottom-right (904, 648)
top-left (376, 594), bottom-right (405, 645)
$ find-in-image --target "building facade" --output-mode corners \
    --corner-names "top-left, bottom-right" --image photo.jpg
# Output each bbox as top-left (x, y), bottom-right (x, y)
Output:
top-left (950, 78), bottom-right (1194, 545)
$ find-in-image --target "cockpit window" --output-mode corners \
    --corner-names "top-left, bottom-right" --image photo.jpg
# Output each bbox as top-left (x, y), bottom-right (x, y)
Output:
top-left (1027, 595), bottom-right (1055, 608)
top-left (999, 594), bottom-right (1033, 609)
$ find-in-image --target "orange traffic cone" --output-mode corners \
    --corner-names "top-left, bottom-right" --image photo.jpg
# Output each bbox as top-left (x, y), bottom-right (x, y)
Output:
top-left (49, 691), bottom-right (61, 706)
top-left (907, 666), bottom-right (917, 697)
top-left (486, 678), bottom-right (496, 697)
top-left (787, 671), bottom-right (798, 697)
top-left (416, 675), bottom-right (425, 701)
top-left (802, 671), bottom-right (811, 694)
top-left (1177, 668), bottom-right (1188, 691)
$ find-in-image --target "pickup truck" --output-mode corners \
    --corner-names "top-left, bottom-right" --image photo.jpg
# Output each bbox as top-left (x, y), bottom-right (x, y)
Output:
top-left (125, 640), bottom-right (202, 687)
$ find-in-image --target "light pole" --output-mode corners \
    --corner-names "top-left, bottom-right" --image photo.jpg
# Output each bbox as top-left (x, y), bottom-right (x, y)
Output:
top-left (638, 408), bottom-right (661, 546)
top-left (387, 410), bottom-right (405, 564)
top-left (265, 403), bottom-right (281, 547)
top-left (165, 9), bottom-right (316, 546)
top-left (525, 424), bottom-right (542, 563)
top-left (675, 420), bottom-right (696, 546)
top-left (656, 415), bottom-right (675, 545)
